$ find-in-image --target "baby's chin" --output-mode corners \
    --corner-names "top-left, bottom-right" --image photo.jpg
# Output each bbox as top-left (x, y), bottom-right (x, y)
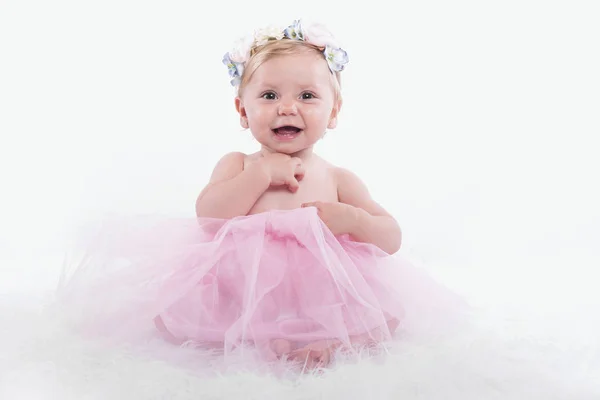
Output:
top-left (260, 145), bottom-right (314, 157)
top-left (253, 134), bottom-right (321, 157)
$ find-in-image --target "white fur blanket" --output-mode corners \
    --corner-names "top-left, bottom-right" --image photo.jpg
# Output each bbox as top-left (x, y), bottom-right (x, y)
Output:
top-left (1, 251), bottom-right (597, 400)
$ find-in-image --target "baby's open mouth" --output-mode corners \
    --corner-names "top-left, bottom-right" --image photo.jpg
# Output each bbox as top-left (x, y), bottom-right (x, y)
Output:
top-left (273, 126), bottom-right (302, 135)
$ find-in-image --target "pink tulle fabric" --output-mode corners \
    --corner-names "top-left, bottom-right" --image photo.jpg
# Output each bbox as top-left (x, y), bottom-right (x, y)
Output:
top-left (55, 207), bottom-right (467, 362)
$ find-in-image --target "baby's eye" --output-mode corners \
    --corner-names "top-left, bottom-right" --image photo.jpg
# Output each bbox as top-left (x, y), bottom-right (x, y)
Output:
top-left (262, 92), bottom-right (277, 100)
top-left (301, 92), bottom-right (315, 100)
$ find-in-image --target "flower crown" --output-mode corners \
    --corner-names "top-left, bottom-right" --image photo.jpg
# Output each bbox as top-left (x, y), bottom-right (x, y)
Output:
top-left (222, 19), bottom-right (349, 87)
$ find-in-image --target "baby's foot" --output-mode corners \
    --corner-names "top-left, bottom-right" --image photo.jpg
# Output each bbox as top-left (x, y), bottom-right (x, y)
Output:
top-left (154, 316), bottom-right (183, 345)
top-left (270, 338), bottom-right (292, 359)
top-left (288, 339), bottom-right (343, 370)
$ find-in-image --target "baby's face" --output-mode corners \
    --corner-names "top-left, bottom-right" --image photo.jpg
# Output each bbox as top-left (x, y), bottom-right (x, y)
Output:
top-left (236, 52), bottom-right (339, 155)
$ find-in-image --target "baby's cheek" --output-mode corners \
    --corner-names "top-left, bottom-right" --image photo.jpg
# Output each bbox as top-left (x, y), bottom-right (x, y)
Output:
top-left (304, 108), bottom-right (331, 120)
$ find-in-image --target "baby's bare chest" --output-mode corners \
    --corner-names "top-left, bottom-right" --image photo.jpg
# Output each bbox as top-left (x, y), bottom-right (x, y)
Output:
top-left (248, 171), bottom-right (338, 215)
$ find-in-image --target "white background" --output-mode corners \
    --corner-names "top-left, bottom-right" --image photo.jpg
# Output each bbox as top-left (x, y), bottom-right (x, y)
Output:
top-left (2, 0), bottom-right (598, 305)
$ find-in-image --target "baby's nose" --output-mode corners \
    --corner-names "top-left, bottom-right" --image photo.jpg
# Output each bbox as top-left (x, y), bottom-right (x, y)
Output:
top-left (278, 101), bottom-right (298, 115)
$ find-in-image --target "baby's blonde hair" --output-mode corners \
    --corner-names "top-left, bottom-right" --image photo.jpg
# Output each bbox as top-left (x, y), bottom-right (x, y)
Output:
top-left (237, 40), bottom-right (342, 104)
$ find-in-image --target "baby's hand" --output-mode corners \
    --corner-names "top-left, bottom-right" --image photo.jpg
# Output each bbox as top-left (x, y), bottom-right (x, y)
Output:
top-left (301, 201), bottom-right (358, 235)
top-left (258, 153), bottom-right (305, 193)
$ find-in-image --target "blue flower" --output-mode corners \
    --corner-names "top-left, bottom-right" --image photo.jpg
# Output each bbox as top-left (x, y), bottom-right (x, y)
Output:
top-left (324, 46), bottom-right (349, 72)
top-left (284, 19), bottom-right (304, 41)
top-left (222, 52), bottom-right (244, 86)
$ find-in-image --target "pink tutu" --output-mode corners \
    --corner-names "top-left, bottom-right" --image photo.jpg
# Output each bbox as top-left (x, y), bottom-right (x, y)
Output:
top-left (55, 207), bottom-right (467, 363)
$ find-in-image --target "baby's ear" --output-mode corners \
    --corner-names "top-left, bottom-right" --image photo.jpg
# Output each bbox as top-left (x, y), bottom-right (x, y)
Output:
top-left (235, 97), bottom-right (249, 129)
top-left (327, 100), bottom-right (342, 129)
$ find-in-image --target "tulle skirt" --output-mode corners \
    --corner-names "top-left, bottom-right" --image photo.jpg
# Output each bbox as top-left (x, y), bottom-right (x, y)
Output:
top-left (54, 207), bottom-right (467, 364)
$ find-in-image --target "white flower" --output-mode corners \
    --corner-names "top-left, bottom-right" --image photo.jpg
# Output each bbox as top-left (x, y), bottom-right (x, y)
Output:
top-left (228, 35), bottom-right (253, 63)
top-left (254, 24), bottom-right (285, 46)
top-left (302, 21), bottom-right (339, 48)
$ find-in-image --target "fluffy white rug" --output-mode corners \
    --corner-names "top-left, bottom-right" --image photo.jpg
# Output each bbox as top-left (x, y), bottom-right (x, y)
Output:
top-left (1, 251), bottom-right (598, 400)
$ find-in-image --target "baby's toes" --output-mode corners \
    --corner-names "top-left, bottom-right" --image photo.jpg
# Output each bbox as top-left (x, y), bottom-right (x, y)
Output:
top-left (292, 348), bottom-right (328, 370)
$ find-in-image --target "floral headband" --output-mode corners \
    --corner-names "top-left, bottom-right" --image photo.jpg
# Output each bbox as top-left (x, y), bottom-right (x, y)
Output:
top-left (222, 19), bottom-right (349, 87)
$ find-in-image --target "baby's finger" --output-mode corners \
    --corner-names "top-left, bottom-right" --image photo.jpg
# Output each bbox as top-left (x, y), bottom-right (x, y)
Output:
top-left (287, 178), bottom-right (300, 193)
top-left (302, 201), bottom-right (321, 209)
top-left (294, 163), bottom-right (305, 181)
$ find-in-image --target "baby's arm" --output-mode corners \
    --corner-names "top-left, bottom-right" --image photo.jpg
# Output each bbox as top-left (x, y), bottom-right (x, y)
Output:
top-left (195, 152), bottom-right (270, 219)
top-left (335, 168), bottom-right (402, 254)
